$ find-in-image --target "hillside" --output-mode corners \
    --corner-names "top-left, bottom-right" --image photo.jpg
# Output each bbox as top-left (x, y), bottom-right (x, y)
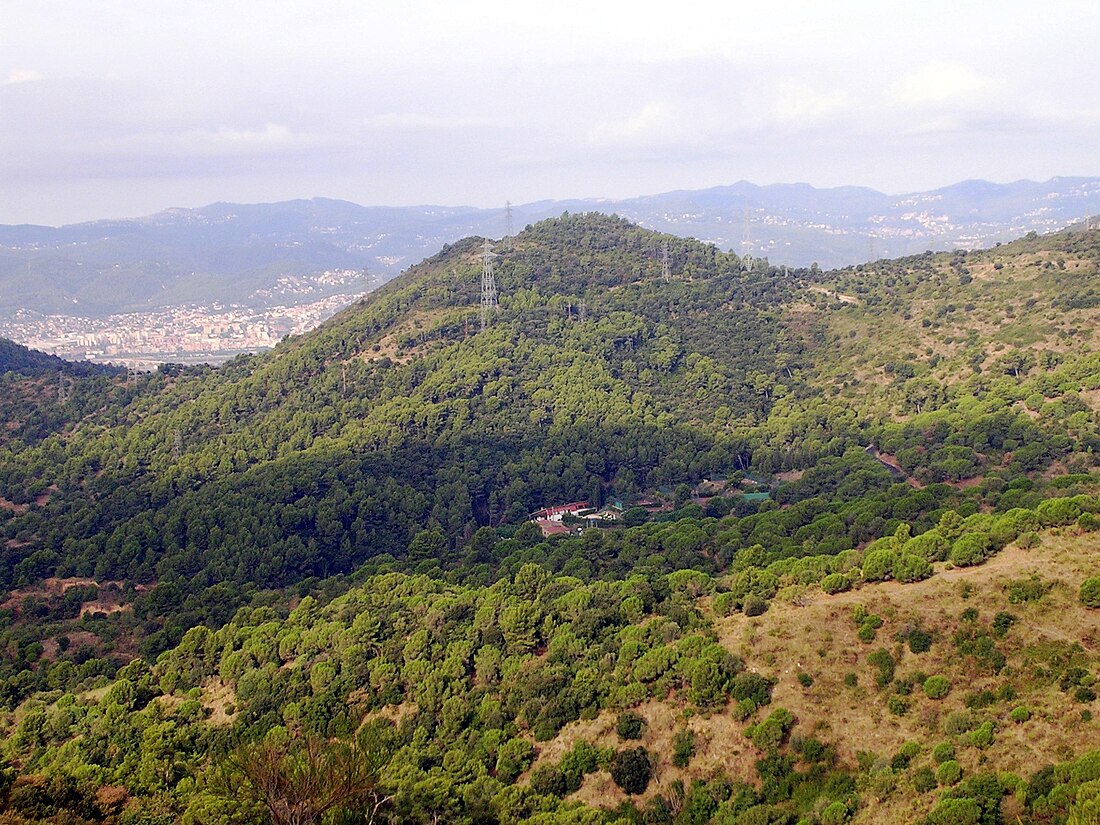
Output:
top-left (0, 215), bottom-right (1098, 823)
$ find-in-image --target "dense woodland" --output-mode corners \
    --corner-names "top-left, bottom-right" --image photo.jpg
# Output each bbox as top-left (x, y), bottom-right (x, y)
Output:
top-left (0, 215), bottom-right (1098, 823)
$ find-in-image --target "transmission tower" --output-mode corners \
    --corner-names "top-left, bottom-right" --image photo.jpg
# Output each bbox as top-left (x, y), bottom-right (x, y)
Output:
top-left (57, 371), bottom-right (72, 404)
top-left (578, 299), bottom-right (587, 322)
top-left (741, 200), bottom-right (754, 272)
top-left (504, 201), bottom-right (514, 243)
top-left (661, 241), bottom-right (671, 283)
top-left (172, 429), bottom-right (183, 459)
top-left (480, 240), bottom-right (499, 331)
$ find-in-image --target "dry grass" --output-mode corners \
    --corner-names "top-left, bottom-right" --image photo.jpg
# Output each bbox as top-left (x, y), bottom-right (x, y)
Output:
top-left (532, 530), bottom-right (1100, 820)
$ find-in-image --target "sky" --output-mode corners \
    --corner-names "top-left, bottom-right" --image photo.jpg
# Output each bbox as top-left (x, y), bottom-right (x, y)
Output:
top-left (2, 0), bottom-right (1098, 226)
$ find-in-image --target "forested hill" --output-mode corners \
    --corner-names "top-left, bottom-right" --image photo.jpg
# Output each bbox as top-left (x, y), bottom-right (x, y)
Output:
top-left (0, 216), bottom-right (1099, 824)
top-left (0, 215), bottom-right (1097, 639)
top-left (0, 338), bottom-right (118, 378)
top-left (0, 214), bottom-right (808, 591)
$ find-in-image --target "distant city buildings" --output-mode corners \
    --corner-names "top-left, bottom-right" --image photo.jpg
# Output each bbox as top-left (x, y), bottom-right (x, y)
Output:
top-left (0, 269), bottom-right (380, 367)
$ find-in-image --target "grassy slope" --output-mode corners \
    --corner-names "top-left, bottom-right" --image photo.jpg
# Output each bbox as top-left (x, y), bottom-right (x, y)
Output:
top-left (528, 527), bottom-right (1100, 822)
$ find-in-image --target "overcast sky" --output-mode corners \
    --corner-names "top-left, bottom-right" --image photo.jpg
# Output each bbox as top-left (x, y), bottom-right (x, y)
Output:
top-left (2, 0), bottom-right (1098, 225)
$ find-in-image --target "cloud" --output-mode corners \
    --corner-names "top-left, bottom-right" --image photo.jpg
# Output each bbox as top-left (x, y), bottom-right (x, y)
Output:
top-left (891, 61), bottom-right (990, 104)
top-left (358, 113), bottom-right (494, 131)
top-left (588, 102), bottom-right (702, 151)
top-left (770, 85), bottom-right (849, 125)
top-left (114, 123), bottom-right (334, 157)
top-left (6, 68), bottom-right (43, 85)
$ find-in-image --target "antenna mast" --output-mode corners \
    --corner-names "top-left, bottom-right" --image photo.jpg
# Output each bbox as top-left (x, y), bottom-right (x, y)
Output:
top-left (661, 241), bottom-right (671, 283)
top-left (480, 240), bottom-right (499, 331)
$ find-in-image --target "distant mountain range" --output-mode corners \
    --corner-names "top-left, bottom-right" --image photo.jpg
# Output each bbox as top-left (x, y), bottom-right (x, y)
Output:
top-left (1, 177), bottom-right (1098, 318)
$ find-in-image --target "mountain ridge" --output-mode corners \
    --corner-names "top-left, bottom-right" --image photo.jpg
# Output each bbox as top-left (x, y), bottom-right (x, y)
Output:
top-left (2, 177), bottom-right (1098, 320)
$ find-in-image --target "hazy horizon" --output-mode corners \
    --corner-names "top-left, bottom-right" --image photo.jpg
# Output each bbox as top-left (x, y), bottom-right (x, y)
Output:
top-left (4, 1), bottom-right (1098, 226)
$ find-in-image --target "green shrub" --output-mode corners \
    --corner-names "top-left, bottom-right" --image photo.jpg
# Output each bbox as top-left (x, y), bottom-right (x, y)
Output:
top-left (992, 611), bottom-right (1016, 638)
top-left (746, 708), bottom-right (795, 752)
top-left (943, 711), bottom-right (974, 736)
top-left (868, 648), bottom-right (896, 687)
top-left (862, 549), bottom-right (896, 582)
top-left (913, 766), bottom-right (937, 793)
top-left (1006, 575), bottom-right (1047, 604)
top-left (529, 764), bottom-right (567, 796)
top-left (496, 738), bottom-right (536, 783)
top-left (616, 710), bottom-right (645, 740)
top-left (1009, 706), bottom-right (1030, 723)
top-left (610, 748), bottom-right (652, 795)
top-left (932, 742), bottom-right (955, 764)
top-left (672, 729), bottom-right (695, 768)
top-left (936, 760), bottom-right (963, 786)
top-left (926, 796), bottom-right (980, 824)
top-left (821, 573), bottom-right (851, 595)
top-left (1081, 577), bottom-right (1100, 608)
top-left (894, 553), bottom-right (933, 583)
top-left (969, 721), bottom-right (995, 748)
top-left (820, 800), bottom-right (850, 824)
top-left (743, 594), bottom-right (768, 617)
top-left (923, 675), bottom-right (951, 700)
top-left (950, 533), bottom-right (990, 567)
top-left (797, 672), bottom-right (813, 688)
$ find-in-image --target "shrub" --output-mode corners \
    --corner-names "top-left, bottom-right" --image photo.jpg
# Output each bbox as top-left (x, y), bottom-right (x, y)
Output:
top-left (862, 549), bottom-right (896, 582)
top-left (820, 800), bottom-right (850, 824)
top-left (868, 648), bottom-right (896, 687)
top-left (496, 738), bottom-right (536, 783)
top-left (730, 672), bottom-right (774, 706)
top-left (672, 729), bottom-right (695, 768)
top-left (616, 711), bottom-right (645, 741)
top-left (610, 748), bottom-right (652, 795)
top-left (747, 708), bottom-right (795, 752)
top-left (1009, 706), bottom-right (1030, 723)
top-left (821, 573), bottom-right (851, 595)
top-left (924, 675), bottom-right (951, 700)
top-left (950, 534), bottom-right (990, 567)
top-left (894, 553), bottom-right (933, 583)
top-left (888, 695), bottom-right (909, 716)
top-left (1081, 577), bottom-right (1100, 608)
top-left (1006, 576), bottom-right (1047, 604)
top-left (969, 721), bottom-right (995, 748)
top-left (906, 626), bottom-right (933, 654)
top-left (992, 611), bottom-right (1016, 638)
top-left (932, 742), bottom-right (956, 764)
top-left (903, 531), bottom-right (950, 562)
top-left (797, 672), bottom-right (813, 688)
top-left (743, 594), bottom-right (768, 617)
top-left (927, 796), bottom-right (980, 824)
top-left (943, 711), bottom-right (974, 736)
top-left (913, 766), bottom-right (937, 793)
top-left (936, 760), bottom-right (963, 786)
top-left (529, 765), bottom-right (567, 796)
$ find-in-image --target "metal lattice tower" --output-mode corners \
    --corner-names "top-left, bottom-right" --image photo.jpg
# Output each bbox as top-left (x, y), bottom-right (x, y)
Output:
top-left (172, 429), bottom-right (183, 459)
top-left (661, 241), bottom-right (671, 283)
top-left (505, 201), bottom-right (514, 240)
top-left (741, 200), bottom-right (754, 272)
top-left (480, 240), bottom-right (499, 331)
